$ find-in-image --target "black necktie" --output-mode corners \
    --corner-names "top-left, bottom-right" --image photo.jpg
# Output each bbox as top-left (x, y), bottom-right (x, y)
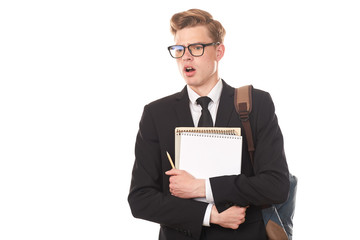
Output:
top-left (196, 96), bottom-right (213, 127)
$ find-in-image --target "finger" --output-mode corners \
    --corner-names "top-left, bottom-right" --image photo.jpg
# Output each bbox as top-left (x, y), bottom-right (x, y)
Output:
top-left (230, 224), bottom-right (239, 230)
top-left (169, 175), bottom-right (181, 184)
top-left (165, 169), bottom-right (182, 176)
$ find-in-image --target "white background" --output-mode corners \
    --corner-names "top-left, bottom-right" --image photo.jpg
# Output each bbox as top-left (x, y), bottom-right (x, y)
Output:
top-left (1, 0), bottom-right (359, 239)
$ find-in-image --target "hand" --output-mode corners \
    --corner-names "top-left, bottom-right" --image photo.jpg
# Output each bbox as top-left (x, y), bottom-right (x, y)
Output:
top-left (210, 205), bottom-right (248, 229)
top-left (165, 169), bottom-right (205, 199)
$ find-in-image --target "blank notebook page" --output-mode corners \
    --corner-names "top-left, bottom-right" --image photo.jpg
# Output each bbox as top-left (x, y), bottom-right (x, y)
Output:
top-left (178, 132), bottom-right (242, 179)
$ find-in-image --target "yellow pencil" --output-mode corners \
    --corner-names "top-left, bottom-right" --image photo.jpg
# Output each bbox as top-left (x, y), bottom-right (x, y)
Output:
top-left (166, 151), bottom-right (176, 169)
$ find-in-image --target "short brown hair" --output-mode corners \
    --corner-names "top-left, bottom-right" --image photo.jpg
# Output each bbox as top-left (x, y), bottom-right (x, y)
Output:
top-left (170, 9), bottom-right (226, 43)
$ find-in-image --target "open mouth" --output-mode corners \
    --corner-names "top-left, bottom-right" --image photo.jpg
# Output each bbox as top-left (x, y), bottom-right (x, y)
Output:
top-left (185, 67), bottom-right (195, 73)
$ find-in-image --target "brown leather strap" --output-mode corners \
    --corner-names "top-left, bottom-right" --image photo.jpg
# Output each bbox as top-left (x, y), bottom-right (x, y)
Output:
top-left (242, 120), bottom-right (255, 165)
top-left (266, 220), bottom-right (288, 240)
top-left (234, 85), bottom-right (252, 114)
top-left (234, 85), bottom-right (255, 165)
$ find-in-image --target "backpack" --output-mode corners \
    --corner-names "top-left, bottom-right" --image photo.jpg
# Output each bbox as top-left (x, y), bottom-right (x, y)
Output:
top-left (234, 85), bottom-right (297, 240)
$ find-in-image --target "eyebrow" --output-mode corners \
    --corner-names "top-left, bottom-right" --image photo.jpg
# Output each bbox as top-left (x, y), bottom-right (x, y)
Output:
top-left (174, 42), bottom-right (205, 46)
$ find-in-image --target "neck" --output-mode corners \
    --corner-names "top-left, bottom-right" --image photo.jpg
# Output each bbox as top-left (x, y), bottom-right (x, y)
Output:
top-left (189, 77), bottom-right (220, 97)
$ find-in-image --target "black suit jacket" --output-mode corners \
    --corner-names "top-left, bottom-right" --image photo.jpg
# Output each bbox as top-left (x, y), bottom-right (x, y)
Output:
top-left (128, 80), bottom-right (289, 240)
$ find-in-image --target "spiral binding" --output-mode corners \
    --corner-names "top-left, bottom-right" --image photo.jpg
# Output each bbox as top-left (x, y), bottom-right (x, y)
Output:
top-left (175, 128), bottom-right (238, 136)
top-left (180, 132), bottom-right (241, 139)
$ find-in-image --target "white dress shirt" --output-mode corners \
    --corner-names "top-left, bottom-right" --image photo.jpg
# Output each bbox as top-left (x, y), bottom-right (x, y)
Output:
top-left (187, 79), bottom-right (222, 226)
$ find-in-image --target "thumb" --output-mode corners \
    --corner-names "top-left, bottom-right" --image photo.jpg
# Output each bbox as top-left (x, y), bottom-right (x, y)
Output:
top-left (165, 169), bottom-right (174, 175)
top-left (165, 169), bottom-right (180, 176)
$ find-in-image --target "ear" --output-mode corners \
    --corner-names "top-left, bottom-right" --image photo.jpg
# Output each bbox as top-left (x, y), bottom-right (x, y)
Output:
top-left (216, 43), bottom-right (225, 61)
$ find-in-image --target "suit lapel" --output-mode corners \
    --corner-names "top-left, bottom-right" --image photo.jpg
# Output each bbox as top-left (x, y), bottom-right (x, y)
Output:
top-left (215, 80), bottom-right (237, 127)
top-left (174, 86), bottom-right (195, 127)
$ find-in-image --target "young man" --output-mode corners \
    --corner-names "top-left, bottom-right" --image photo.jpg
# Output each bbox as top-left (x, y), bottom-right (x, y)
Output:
top-left (128, 9), bottom-right (289, 240)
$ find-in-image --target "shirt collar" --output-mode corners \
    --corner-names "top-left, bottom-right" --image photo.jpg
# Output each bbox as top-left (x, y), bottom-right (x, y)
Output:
top-left (187, 79), bottom-right (223, 105)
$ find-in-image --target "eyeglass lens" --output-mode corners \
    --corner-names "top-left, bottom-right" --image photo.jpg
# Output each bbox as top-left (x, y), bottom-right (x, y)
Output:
top-left (169, 44), bottom-right (204, 58)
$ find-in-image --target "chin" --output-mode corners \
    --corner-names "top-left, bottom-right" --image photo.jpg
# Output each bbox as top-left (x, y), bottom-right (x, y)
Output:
top-left (184, 78), bottom-right (200, 87)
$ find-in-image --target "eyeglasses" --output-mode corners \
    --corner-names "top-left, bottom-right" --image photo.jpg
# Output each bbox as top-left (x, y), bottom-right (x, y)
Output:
top-left (167, 42), bottom-right (220, 59)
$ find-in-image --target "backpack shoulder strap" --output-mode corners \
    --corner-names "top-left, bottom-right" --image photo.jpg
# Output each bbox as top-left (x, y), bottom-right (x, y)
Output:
top-left (234, 85), bottom-right (255, 165)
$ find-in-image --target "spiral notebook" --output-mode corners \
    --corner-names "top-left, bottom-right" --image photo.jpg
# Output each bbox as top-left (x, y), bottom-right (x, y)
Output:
top-left (175, 127), bottom-right (242, 180)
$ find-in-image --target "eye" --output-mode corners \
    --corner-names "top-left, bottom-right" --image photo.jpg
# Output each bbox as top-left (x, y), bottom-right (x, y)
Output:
top-left (169, 45), bottom-right (185, 58)
top-left (189, 45), bottom-right (203, 51)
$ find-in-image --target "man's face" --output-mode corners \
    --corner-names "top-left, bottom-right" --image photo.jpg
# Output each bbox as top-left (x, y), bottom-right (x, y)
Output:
top-left (174, 26), bottom-right (224, 92)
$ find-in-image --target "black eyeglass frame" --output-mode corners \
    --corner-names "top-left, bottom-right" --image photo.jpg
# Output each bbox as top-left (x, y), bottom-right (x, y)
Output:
top-left (167, 42), bottom-right (220, 59)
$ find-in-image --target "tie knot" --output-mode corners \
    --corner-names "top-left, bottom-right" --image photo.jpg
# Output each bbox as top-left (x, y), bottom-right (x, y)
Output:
top-left (196, 96), bottom-right (212, 109)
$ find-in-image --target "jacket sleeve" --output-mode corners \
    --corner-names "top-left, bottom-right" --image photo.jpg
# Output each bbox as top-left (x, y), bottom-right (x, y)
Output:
top-left (210, 90), bottom-right (290, 208)
top-left (128, 105), bottom-right (207, 239)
